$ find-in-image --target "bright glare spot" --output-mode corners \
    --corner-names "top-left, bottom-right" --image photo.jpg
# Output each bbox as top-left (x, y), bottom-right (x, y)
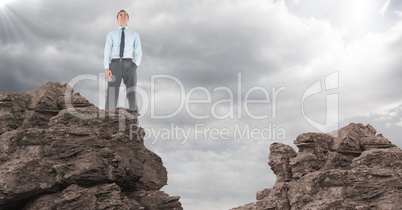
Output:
top-left (0, 0), bottom-right (13, 8)
top-left (347, 0), bottom-right (374, 23)
top-left (340, 0), bottom-right (380, 38)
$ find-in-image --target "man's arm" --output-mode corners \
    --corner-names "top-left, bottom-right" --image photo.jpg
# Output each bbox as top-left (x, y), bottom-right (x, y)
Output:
top-left (134, 33), bottom-right (142, 67)
top-left (104, 32), bottom-right (113, 82)
top-left (104, 32), bottom-right (113, 69)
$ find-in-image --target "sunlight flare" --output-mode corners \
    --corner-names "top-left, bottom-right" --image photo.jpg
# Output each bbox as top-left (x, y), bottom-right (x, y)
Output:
top-left (0, 0), bottom-right (13, 8)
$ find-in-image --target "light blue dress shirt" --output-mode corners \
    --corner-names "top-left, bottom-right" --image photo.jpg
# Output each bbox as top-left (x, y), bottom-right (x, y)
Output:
top-left (103, 27), bottom-right (142, 69)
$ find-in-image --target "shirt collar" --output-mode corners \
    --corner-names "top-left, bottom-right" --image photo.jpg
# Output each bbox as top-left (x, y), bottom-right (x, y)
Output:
top-left (118, 26), bottom-right (128, 30)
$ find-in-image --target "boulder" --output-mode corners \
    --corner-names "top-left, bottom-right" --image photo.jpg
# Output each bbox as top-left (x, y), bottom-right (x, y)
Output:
top-left (232, 123), bottom-right (402, 210)
top-left (0, 82), bottom-right (182, 210)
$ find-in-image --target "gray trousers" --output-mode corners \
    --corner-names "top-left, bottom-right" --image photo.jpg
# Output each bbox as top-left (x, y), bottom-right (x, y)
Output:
top-left (105, 59), bottom-right (138, 111)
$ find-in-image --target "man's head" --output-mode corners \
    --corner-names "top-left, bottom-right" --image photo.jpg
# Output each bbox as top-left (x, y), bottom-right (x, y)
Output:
top-left (117, 10), bottom-right (129, 27)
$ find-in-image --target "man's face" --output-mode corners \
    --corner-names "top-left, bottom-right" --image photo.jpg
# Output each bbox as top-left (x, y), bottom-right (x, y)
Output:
top-left (117, 12), bottom-right (129, 26)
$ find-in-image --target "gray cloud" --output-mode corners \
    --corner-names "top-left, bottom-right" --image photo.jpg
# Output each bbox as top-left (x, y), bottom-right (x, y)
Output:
top-left (1, 0), bottom-right (402, 209)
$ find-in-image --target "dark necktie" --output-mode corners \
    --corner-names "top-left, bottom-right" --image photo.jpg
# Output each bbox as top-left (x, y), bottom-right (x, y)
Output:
top-left (119, 27), bottom-right (125, 58)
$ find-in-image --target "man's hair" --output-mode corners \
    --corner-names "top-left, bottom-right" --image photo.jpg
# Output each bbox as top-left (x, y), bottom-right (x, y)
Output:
top-left (117, 10), bottom-right (129, 18)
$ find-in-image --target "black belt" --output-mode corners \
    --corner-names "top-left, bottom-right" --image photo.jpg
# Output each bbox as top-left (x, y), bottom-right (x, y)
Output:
top-left (111, 58), bottom-right (132, 62)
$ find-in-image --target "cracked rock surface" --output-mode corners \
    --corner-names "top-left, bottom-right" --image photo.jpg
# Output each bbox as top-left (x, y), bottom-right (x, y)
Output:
top-left (0, 82), bottom-right (182, 210)
top-left (232, 123), bottom-right (402, 210)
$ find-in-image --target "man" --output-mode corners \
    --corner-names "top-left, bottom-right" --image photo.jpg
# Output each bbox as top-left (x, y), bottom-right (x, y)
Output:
top-left (104, 10), bottom-right (142, 112)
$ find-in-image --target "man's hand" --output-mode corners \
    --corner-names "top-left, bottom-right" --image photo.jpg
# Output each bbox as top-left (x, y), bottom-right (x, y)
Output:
top-left (105, 69), bottom-right (113, 82)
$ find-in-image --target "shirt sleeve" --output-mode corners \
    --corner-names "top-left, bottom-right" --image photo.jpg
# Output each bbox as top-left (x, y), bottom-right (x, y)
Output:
top-left (133, 33), bottom-right (142, 67)
top-left (104, 32), bottom-right (113, 69)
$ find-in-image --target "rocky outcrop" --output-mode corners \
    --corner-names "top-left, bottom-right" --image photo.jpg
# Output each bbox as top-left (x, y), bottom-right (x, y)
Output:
top-left (0, 82), bottom-right (182, 210)
top-left (232, 123), bottom-right (402, 210)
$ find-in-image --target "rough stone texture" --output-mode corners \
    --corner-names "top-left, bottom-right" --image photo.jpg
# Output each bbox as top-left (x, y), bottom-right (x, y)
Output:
top-left (268, 143), bottom-right (297, 182)
top-left (0, 82), bottom-right (182, 210)
top-left (232, 123), bottom-right (402, 210)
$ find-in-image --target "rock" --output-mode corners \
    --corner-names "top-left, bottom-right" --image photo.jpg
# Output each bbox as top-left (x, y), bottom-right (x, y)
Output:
top-left (0, 82), bottom-right (182, 210)
top-left (256, 182), bottom-right (291, 210)
top-left (24, 183), bottom-right (143, 210)
top-left (231, 123), bottom-right (402, 210)
top-left (128, 190), bottom-right (183, 210)
top-left (0, 92), bottom-right (29, 134)
top-left (290, 133), bottom-right (332, 179)
top-left (256, 188), bottom-right (270, 201)
top-left (331, 123), bottom-right (377, 155)
top-left (268, 143), bottom-right (297, 182)
top-left (231, 202), bottom-right (259, 210)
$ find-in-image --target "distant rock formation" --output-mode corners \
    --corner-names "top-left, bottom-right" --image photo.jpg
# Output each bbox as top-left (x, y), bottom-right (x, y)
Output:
top-left (232, 123), bottom-right (402, 210)
top-left (0, 82), bottom-right (182, 210)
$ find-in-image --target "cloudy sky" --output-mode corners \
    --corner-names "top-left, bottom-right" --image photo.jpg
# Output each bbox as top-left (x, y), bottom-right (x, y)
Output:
top-left (1, 0), bottom-right (402, 209)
